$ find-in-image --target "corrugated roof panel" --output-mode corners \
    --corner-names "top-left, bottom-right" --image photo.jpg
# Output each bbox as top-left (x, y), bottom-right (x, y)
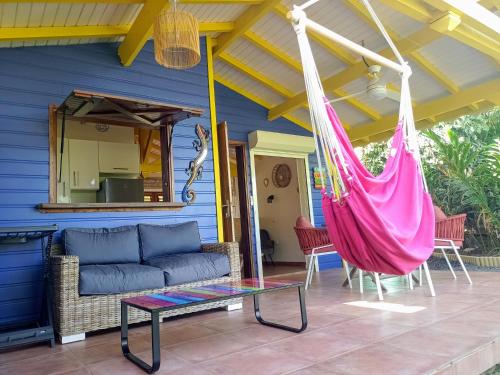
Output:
top-left (215, 59), bottom-right (286, 106)
top-left (418, 36), bottom-right (499, 89)
top-left (0, 4), bottom-right (18, 27)
top-left (251, 11), bottom-right (346, 78)
top-left (281, 0), bottom-right (387, 58)
top-left (325, 97), bottom-right (370, 126)
top-left (408, 63), bottom-right (449, 103)
top-left (370, 0), bottom-right (423, 37)
top-left (225, 38), bottom-right (305, 94)
top-left (177, 3), bottom-right (249, 22)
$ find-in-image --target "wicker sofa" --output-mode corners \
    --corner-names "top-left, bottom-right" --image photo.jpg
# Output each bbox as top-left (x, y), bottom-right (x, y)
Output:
top-left (50, 223), bottom-right (241, 343)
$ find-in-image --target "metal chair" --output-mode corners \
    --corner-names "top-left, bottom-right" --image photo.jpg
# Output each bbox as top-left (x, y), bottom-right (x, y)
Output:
top-left (434, 207), bottom-right (472, 284)
top-left (259, 229), bottom-right (275, 266)
top-left (294, 216), bottom-right (351, 289)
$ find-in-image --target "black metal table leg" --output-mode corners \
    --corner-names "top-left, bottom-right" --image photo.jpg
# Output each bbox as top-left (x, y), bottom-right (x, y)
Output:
top-left (121, 302), bottom-right (161, 374)
top-left (254, 285), bottom-right (307, 333)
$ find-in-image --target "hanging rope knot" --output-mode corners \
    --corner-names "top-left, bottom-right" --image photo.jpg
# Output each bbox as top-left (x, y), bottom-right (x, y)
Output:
top-left (289, 7), bottom-right (307, 34)
top-left (402, 62), bottom-right (412, 79)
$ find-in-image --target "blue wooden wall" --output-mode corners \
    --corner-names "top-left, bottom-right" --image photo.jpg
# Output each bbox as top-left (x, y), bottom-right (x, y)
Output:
top-left (0, 40), bottom-right (341, 326)
top-left (0, 40), bottom-right (217, 325)
top-left (215, 83), bottom-right (342, 271)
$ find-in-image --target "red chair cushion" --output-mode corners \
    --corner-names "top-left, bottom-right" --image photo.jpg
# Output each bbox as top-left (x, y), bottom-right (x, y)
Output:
top-left (435, 240), bottom-right (463, 247)
top-left (302, 245), bottom-right (336, 255)
top-left (295, 216), bottom-right (314, 228)
top-left (434, 206), bottom-right (447, 221)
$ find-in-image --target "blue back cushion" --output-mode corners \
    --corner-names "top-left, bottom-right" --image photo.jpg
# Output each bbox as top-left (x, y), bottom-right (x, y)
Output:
top-left (138, 221), bottom-right (201, 260)
top-left (64, 226), bottom-right (140, 265)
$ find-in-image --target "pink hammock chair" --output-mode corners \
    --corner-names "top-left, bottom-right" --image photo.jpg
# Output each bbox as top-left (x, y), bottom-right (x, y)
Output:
top-left (290, 1), bottom-right (435, 286)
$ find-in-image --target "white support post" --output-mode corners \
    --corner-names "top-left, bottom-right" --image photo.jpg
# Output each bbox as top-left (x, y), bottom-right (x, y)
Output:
top-left (451, 243), bottom-right (473, 285)
top-left (225, 302), bottom-right (243, 311)
top-left (422, 261), bottom-right (436, 297)
top-left (343, 260), bottom-right (352, 289)
top-left (440, 248), bottom-right (457, 279)
top-left (61, 333), bottom-right (85, 344)
top-left (374, 272), bottom-right (383, 301)
top-left (359, 269), bottom-right (364, 294)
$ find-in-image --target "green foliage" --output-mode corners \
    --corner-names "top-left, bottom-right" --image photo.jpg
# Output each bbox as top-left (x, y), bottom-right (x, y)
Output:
top-left (360, 108), bottom-right (500, 254)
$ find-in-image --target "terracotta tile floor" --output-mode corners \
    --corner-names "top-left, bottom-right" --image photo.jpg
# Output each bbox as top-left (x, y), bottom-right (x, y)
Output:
top-left (2, 269), bottom-right (500, 375)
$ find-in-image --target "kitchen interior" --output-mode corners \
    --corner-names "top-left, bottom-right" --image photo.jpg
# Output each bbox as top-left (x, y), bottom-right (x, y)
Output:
top-left (56, 121), bottom-right (163, 204)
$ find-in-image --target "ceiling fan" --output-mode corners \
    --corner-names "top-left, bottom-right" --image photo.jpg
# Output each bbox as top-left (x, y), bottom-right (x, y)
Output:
top-left (330, 63), bottom-right (401, 104)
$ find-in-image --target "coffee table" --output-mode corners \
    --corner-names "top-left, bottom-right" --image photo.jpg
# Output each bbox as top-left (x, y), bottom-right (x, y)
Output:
top-left (121, 278), bottom-right (307, 373)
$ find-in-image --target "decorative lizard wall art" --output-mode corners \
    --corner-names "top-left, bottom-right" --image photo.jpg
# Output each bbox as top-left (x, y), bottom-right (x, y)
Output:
top-left (182, 124), bottom-right (210, 204)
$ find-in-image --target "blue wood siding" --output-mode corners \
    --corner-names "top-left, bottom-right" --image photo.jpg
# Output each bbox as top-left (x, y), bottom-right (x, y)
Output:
top-left (0, 40), bottom-right (217, 325)
top-left (215, 83), bottom-right (340, 272)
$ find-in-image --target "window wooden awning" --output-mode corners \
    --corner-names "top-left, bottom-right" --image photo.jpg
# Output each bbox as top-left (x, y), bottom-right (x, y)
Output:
top-left (59, 90), bottom-right (203, 127)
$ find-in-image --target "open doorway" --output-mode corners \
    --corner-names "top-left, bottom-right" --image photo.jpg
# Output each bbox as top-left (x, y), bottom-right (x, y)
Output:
top-left (254, 155), bottom-right (311, 277)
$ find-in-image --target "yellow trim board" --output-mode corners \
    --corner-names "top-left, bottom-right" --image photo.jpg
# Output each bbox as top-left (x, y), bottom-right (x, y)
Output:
top-left (348, 78), bottom-right (500, 141)
top-left (206, 38), bottom-right (224, 242)
top-left (0, 23), bottom-right (235, 43)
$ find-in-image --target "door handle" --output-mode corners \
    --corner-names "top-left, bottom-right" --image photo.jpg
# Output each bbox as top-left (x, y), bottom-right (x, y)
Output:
top-left (73, 171), bottom-right (76, 187)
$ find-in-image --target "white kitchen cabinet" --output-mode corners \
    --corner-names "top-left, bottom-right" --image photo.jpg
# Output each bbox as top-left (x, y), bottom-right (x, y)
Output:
top-left (98, 141), bottom-right (140, 174)
top-left (69, 139), bottom-right (99, 190)
top-left (56, 138), bottom-right (70, 202)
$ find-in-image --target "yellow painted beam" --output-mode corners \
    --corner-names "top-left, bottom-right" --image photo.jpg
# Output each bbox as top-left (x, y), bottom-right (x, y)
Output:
top-left (273, 3), bottom-right (356, 65)
top-left (206, 38), bottom-right (224, 242)
top-left (344, 0), bottom-right (461, 96)
top-left (0, 25), bottom-right (130, 41)
top-left (243, 31), bottom-right (303, 72)
top-left (241, 30), bottom-right (377, 122)
top-left (219, 52), bottom-right (295, 98)
top-left (0, 23), bottom-right (234, 43)
top-left (268, 25), bottom-right (444, 120)
top-left (199, 22), bottom-right (234, 33)
top-left (215, 74), bottom-right (313, 132)
top-left (348, 78), bottom-right (500, 141)
top-left (212, 0), bottom-right (281, 58)
top-left (118, 0), bottom-right (170, 66)
top-left (0, 0), bottom-right (262, 3)
top-left (380, 0), bottom-right (500, 62)
top-left (425, 0), bottom-right (500, 34)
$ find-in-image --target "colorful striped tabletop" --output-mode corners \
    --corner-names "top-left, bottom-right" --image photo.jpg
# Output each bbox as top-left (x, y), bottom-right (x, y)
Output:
top-left (121, 278), bottom-right (302, 312)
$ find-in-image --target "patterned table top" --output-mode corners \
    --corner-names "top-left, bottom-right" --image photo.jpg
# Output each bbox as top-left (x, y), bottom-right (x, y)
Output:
top-left (121, 278), bottom-right (302, 313)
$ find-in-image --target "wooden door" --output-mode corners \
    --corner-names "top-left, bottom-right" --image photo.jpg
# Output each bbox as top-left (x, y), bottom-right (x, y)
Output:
top-left (217, 121), bottom-right (234, 241)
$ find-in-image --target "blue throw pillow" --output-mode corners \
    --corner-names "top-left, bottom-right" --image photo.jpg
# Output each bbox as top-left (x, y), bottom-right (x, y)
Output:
top-left (138, 221), bottom-right (202, 260)
top-left (64, 226), bottom-right (140, 265)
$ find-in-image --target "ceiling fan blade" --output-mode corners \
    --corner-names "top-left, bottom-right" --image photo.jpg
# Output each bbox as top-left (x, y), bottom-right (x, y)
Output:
top-left (328, 89), bottom-right (367, 103)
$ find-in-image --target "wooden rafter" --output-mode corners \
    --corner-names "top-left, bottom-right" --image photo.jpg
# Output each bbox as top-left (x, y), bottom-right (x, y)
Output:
top-left (348, 78), bottom-right (500, 142)
top-left (273, 3), bottom-right (356, 65)
top-left (242, 30), bottom-right (380, 121)
top-left (212, 0), bottom-right (282, 59)
top-left (378, 0), bottom-right (500, 62)
top-left (0, 23), bottom-right (234, 43)
top-left (268, 24), bottom-right (445, 120)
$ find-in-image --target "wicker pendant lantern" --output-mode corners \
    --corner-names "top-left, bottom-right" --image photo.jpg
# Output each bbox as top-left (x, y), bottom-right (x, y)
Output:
top-left (153, 3), bottom-right (200, 70)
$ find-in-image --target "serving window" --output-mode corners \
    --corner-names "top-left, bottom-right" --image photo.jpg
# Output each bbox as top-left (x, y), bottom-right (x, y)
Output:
top-left (39, 90), bottom-right (203, 213)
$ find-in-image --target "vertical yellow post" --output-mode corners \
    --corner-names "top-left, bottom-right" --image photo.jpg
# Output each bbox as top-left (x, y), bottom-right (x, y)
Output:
top-left (206, 37), bottom-right (224, 242)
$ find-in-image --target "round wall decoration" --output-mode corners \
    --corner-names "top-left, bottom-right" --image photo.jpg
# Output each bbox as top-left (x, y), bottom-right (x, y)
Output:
top-left (272, 164), bottom-right (292, 188)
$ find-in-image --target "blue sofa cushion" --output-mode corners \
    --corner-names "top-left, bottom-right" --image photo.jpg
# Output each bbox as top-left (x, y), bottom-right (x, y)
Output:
top-left (79, 263), bottom-right (165, 295)
top-left (64, 226), bottom-right (140, 265)
top-left (138, 222), bottom-right (202, 260)
top-left (144, 252), bottom-right (230, 286)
